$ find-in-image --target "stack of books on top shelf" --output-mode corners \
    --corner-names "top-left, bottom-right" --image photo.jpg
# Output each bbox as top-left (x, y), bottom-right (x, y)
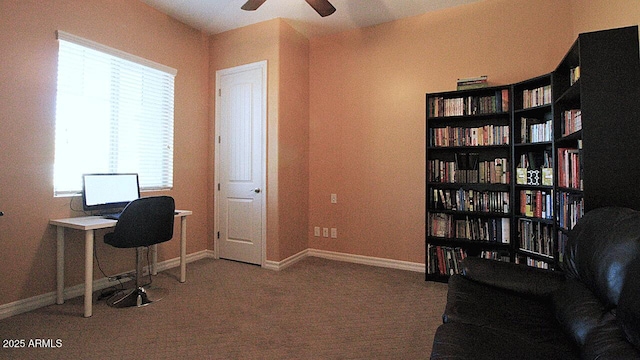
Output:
top-left (456, 75), bottom-right (488, 90)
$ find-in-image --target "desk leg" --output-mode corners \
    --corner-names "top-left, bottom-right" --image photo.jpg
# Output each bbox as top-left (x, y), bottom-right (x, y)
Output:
top-left (180, 216), bottom-right (187, 283)
top-left (56, 226), bottom-right (65, 305)
top-left (84, 230), bottom-right (94, 318)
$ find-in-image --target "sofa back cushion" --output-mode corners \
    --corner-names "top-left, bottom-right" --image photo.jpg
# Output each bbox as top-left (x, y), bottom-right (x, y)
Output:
top-left (563, 207), bottom-right (640, 307)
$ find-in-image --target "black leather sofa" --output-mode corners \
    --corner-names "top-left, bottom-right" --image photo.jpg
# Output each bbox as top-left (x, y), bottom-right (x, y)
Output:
top-left (430, 207), bottom-right (640, 359)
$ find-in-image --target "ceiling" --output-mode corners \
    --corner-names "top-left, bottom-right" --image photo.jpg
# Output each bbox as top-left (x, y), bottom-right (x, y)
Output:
top-left (140, 0), bottom-right (483, 38)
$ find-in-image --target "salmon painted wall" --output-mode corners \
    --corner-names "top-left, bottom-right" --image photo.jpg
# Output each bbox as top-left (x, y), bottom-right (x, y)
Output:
top-left (570, 0), bottom-right (640, 36)
top-left (307, 0), bottom-right (575, 264)
top-left (0, 0), bottom-right (210, 305)
top-left (209, 19), bottom-right (310, 262)
top-left (277, 21), bottom-right (310, 260)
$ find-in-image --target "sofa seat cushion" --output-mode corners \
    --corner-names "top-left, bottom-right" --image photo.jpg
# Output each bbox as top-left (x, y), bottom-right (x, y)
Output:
top-left (443, 275), bottom-right (574, 351)
top-left (430, 322), bottom-right (579, 360)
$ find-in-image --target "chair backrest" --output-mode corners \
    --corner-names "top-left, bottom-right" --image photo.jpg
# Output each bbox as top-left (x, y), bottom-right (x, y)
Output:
top-left (105, 196), bottom-right (175, 248)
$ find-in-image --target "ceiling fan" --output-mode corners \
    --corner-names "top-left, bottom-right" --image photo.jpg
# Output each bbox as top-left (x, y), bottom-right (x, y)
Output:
top-left (241, 0), bottom-right (336, 17)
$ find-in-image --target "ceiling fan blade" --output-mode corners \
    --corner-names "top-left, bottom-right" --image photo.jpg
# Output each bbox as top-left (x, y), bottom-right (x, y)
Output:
top-left (305, 0), bottom-right (336, 17)
top-left (241, 0), bottom-right (267, 11)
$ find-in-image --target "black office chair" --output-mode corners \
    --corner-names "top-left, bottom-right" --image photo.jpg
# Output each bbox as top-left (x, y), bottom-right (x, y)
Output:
top-left (104, 196), bottom-right (175, 308)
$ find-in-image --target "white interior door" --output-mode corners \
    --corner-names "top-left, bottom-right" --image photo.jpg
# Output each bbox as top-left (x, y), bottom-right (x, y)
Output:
top-left (215, 61), bottom-right (266, 265)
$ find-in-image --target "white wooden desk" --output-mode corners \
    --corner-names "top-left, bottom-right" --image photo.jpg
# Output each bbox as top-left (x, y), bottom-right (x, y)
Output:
top-left (49, 210), bottom-right (192, 317)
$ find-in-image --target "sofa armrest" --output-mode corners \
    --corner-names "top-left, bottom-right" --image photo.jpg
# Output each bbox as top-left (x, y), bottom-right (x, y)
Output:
top-left (461, 257), bottom-right (565, 297)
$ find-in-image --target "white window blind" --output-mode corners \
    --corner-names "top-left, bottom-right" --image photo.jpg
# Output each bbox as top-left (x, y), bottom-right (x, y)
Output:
top-left (54, 31), bottom-right (176, 196)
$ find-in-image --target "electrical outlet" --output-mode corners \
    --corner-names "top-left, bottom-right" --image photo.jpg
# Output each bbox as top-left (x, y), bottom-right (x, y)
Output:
top-left (331, 228), bottom-right (337, 239)
top-left (314, 227), bottom-right (321, 237)
top-left (331, 193), bottom-right (337, 204)
top-left (323, 228), bottom-right (329, 238)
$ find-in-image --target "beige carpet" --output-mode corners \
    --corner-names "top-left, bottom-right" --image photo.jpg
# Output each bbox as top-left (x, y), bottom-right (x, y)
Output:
top-left (0, 257), bottom-right (448, 359)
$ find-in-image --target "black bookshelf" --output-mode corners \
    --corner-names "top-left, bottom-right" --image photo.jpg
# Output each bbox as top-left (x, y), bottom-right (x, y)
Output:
top-left (554, 26), bottom-right (640, 260)
top-left (426, 86), bottom-right (513, 281)
top-left (425, 26), bottom-right (640, 280)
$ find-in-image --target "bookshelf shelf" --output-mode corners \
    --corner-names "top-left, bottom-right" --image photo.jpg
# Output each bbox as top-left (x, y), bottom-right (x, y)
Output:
top-left (556, 130), bottom-right (582, 143)
top-left (426, 26), bottom-right (640, 279)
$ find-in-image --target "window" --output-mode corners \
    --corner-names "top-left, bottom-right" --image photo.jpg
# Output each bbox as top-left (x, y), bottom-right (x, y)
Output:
top-left (54, 31), bottom-right (176, 196)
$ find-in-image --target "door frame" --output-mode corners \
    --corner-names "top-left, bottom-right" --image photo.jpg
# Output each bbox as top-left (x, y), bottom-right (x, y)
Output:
top-left (213, 60), bottom-right (268, 266)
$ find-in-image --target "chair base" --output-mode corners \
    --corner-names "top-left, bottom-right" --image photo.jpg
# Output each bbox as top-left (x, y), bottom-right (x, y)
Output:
top-left (108, 287), bottom-right (156, 308)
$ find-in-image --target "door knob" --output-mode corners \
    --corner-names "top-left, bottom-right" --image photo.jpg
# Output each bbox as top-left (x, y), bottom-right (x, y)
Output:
top-left (253, 188), bottom-right (261, 193)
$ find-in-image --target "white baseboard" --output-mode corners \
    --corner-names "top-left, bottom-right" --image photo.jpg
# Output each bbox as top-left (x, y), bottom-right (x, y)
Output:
top-left (0, 249), bottom-right (213, 320)
top-left (308, 249), bottom-right (426, 273)
top-left (263, 249), bottom-right (310, 271)
top-left (263, 248), bottom-right (425, 273)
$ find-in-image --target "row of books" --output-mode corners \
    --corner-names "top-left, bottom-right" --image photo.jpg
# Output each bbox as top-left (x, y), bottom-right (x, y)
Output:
top-left (558, 146), bottom-right (583, 189)
top-left (557, 192), bottom-right (584, 230)
top-left (516, 255), bottom-right (550, 269)
top-left (427, 245), bottom-right (511, 276)
top-left (561, 109), bottom-right (582, 136)
top-left (521, 84), bottom-right (552, 109)
top-left (456, 216), bottom-right (511, 243)
top-left (518, 189), bottom-right (554, 219)
top-left (480, 250), bottom-right (511, 262)
top-left (517, 219), bottom-right (553, 257)
top-left (428, 89), bottom-right (510, 117)
top-left (428, 213), bottom-right (510, 243)
top-left (430, 188), bottom-right (510, 213)
top-left (427, 245), bottom-right (466, 276)
top-left (429, 124), bottom-right (510, 147)
top-left (427, 156), bottom-right (509, 184)
top-left (519, 117), bottom-right (553, 143)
